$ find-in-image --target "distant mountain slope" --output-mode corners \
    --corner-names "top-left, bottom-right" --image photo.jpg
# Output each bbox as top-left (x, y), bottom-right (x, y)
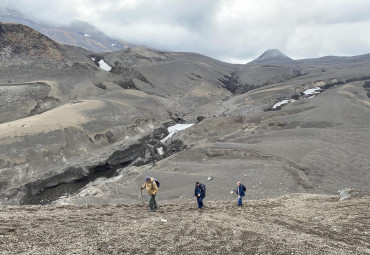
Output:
top-left (249, 49), bottom-right (293, 64)
top-left (0, 8), bottom-right (135, 52)
top-left (0, 23), bottom-right (82, 62)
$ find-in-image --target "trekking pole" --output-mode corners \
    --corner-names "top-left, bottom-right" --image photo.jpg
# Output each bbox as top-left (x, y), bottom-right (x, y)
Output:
top-left (140, 188), bottom-right (144, 204)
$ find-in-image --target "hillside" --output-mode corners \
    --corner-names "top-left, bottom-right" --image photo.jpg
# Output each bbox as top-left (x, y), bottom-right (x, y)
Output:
top-left (0, 24), bottom-right (370, 207)
top-left (0, 194), bottom-right (369, 254)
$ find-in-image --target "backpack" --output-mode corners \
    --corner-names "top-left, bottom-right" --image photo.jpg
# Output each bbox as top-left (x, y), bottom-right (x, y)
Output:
top-left (242, 185), bottom-right (246, 192)
top-left (152, 179), bottom-right (160, 188)
top-left (201, 183), bottom-right (206, 197)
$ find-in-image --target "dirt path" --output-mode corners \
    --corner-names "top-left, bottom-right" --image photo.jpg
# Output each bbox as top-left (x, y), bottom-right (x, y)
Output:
top-left (0, 194), bottom-right (369, 254)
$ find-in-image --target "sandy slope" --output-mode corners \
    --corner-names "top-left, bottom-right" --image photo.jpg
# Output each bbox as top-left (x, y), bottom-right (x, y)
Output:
top-left (0, 194), bottom-right (369, 255)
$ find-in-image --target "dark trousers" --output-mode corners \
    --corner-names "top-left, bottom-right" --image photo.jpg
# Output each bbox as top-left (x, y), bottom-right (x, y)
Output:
top-left (197, 196), bottom-right (204, 208)
top-left (238, 196), bottom-right (243, 206)
top-left (149, 195), bottom-right (157, 211)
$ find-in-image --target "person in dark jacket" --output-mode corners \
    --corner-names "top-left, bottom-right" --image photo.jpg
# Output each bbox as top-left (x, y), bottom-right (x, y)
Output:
top-left (236, 182), bottom-right (246, 206)
top-left (194, 182), bottom-right (205, 209)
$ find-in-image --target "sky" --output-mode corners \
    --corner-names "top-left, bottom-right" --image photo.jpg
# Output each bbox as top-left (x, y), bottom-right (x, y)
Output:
top-left (1, 0), bottom-right (370, 63)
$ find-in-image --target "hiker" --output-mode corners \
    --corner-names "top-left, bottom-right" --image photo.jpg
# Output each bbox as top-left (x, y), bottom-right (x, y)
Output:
top-left (140, 176), bottom-right (159, 212)
top-left (236, 181), bottom-right (246, 206)
top-left (194, 182), bottom-right (206, 209)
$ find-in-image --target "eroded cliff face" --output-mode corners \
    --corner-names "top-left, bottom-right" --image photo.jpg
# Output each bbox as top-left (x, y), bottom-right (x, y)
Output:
top-left (1, 23), bottom-right (370, 205)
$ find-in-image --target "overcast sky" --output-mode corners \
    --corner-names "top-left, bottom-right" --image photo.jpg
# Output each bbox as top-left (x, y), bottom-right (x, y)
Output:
top-left (1, 0), bottom-right (370, 63)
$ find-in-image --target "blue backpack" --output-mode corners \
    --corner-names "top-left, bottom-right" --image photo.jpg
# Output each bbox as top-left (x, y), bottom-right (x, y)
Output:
top-left (152, 179), bottom-right (160, 188)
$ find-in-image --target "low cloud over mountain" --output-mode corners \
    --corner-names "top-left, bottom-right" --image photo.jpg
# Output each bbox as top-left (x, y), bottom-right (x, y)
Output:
top-left (0, 8), bottom-right (135, 53)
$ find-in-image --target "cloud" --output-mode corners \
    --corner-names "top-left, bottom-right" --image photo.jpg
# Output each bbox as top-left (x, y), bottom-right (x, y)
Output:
top-left (287, 21), bottom-right (370, 59)
top-left (1, 0), bottom-right (370, 63)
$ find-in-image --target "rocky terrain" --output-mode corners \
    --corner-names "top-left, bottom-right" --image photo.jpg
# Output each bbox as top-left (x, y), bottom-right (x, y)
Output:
top-left (0, 22), bottom-right (369, 209)
top-left (0, 194), bottom-right (369, 254)
top-left (1, 19), bottom-right (370, 255)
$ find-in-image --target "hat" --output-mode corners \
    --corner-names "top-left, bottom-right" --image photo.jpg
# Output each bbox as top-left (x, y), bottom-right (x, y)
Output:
top-left (145, 176), bottom-right (151, 181)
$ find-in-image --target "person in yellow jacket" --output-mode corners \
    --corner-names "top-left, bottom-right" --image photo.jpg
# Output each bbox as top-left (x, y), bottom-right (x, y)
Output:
top-left (141, 176), bottom-right (158, 212)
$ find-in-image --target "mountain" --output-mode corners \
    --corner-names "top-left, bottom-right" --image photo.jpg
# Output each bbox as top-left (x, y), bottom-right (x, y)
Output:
top-left (0, 8), bottom-right (37, 28)
top-left (41, 20), bottom-right (135, 53)
top-left (249, 49), bottom-right (293, 64)
top-left (0, 8), bottom-right (135, 52)
top-left (0, 23), bottom-right (88, 62)
top-left (0, 24), bottom-right (370, 207)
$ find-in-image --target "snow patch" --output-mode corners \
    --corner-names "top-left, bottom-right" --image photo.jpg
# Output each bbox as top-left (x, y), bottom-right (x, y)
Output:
top-left (98, 60), bottom-right (112, 71)
top-left (273, 99), bottom-right (295, 109)
top-left (156, 147), bottom-right (164, 155)
top-left (160, 123), bottom-right (194, 143)
top-left (303, 87), bottom-right (322, 96)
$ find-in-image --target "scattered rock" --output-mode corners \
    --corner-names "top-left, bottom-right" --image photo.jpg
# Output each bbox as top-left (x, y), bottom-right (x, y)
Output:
top-left (338, 188), bottom-right (360, 201)
top-left (197, 116), bottom-right (206, 122)
top-left (207, 176), bottom-right (213, 181)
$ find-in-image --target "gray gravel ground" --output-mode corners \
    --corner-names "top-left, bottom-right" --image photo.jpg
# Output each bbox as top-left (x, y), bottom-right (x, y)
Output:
top-left (0, 193), bottom-right (369, 255)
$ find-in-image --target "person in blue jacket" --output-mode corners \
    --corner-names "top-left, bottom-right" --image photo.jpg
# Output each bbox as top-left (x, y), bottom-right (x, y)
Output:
top-left (194, 182), bottom-right (206, 209)
top-left (236, 181), bottom-right (246, 206)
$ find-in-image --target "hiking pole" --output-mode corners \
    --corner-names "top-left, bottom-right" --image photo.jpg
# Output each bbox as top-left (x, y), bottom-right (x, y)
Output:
top-left (140, 188), bottom-right (144, 204)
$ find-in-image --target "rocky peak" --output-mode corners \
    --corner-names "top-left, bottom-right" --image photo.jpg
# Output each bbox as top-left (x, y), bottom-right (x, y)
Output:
top-left (250, 49), bottom-right (293, 64)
